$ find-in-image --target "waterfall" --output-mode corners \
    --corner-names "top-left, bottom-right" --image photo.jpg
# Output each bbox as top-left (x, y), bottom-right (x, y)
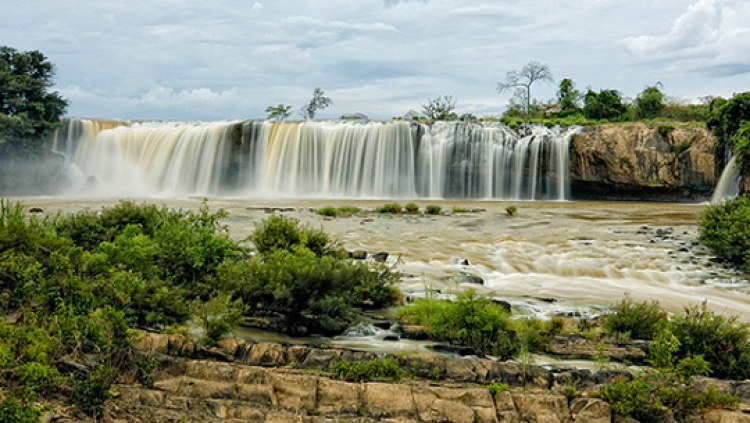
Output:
top-left (712, 155), bottom-right (741, 202)
top-left (54, 119), bottom-right (580, 200)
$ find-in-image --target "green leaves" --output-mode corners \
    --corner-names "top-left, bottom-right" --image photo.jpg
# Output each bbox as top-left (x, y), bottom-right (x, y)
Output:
top-left (397, 290), bottom-right (518, 359)
top-left (699, 196), bottom-right (750, 269)
top-left (0, 46), bottom-right (68, 148)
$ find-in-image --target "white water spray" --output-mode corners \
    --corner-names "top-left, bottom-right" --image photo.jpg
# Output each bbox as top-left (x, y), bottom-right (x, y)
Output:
top-left (54, 119), bottom-right (580, 199)
top-left (712, 155), bottom-right (740, 202)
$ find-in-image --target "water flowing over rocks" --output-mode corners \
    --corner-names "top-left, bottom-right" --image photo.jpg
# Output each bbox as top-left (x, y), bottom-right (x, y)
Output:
top-left (570, 123), bottom-right (719, 201)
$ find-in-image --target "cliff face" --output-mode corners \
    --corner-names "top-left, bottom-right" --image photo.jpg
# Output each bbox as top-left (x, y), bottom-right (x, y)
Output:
top-left (570, 123), bottom-right (720, 202)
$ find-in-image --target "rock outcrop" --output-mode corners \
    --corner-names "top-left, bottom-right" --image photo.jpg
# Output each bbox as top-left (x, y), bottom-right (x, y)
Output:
top-left (570, 123), bottom-right (721, 201)
top-left (105, 332), bottom-right (750, 423)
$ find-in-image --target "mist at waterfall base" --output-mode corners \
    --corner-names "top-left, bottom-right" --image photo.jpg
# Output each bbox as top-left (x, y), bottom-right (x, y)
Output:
top-left (51, 119), bottom-right (580, 200)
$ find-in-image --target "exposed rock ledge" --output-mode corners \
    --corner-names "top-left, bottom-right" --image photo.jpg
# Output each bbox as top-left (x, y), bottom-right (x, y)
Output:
top-left (97, 332), bottom-right (750, 423)
top-left (570, 123), bottom-right (720, 202)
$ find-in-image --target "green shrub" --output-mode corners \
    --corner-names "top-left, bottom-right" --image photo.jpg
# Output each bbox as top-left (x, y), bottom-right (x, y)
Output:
top-left (487, 382), bottom-right (510, 395)
top-left (425, 205), bottom-right (442, 215)
top-left (337, 206), bottom-right (361, 214)
top-left (219, 248), bottom-right (399, 335)
top-left (699, 197), bottom-right (750, 270)
top-left (136, 356), bottom-right (157, 388)
top-left (404, 203), bottom-right (419, 213)
top-left (543, 316), bottom-right (566, 334)
top-left (250, 214), bottom-right (337, 258)
top-left (69, 366), bottom-right (115, 418)
top-left (397, 290), bottom-right (518, 359)
top-left (377, 203), bottom-right (402, 214)
top-left (602, 298), bottom-right (668, 340)
top-left (194, 293), bottom-right (243, 346)
top-left (0, 395), bottom-right (42, 423)
top-left (656, 124), bottom-right (675, 138)
top-left (669, 304), bottom-right (750, 380)
top-left (330, 358), bottom-right (403, 382)
top-left (452, 206), bottom-right (469, 213)
top-left (599, 332), bottom-right (737, 423)
top-left (505, 205), bottom-right (517, 216)
top-left (513, 317), bottom-right (547, 353)
top-left (316, 206), bottom-right (340, 217)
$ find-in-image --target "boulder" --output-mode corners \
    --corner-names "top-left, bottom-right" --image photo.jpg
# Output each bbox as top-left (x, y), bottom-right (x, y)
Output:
top-left (372, 251), bottom-right (389, 262)
top-left (350, 250), bottom-right (368, 259)
top-left (412, 388), bottom-right (475, 423)
top-left (238, 342), bottom-right (287, 367)
top-left (316, 378), bottom-right (361, 414)
top-left (363, 382), bottom-right (417, 419)
top-left (267, 371), bottom-right (318, 412)
top-left (511, 392), bottom-right (571, 423)
top-left (570, 398), bottom-right (611, 423)
top-left (570, 123), bottom-right (718, 201)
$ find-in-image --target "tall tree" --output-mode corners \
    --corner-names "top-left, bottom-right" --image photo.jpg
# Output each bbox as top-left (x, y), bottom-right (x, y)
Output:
top-left (300, 87), bottom-right (332, 119)
top-left (556, 78), bottom-right (581, 116)
top-left (583, 89), bottom-right (626, 121)
top-left (497, 60), bottom-right (553, 118)
top-left (0, 46), bottom-right (68, 152)
top-left (421, 95), bottom-right (457, 120)
top-left (635, 84), bottom-right (665, 119)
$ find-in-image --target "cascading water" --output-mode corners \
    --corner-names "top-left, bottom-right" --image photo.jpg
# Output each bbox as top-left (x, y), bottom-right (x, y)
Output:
top-left (712, 155), bottom-right (740, 202)
top-left (54, 119), bottom-right (580, 200)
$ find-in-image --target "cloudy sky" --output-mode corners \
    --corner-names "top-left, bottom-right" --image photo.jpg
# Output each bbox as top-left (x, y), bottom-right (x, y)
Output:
top-left (2, 0), bottom-right (749, 121)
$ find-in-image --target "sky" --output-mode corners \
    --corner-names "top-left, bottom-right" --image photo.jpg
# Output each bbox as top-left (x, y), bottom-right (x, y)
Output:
top-left (1, 0), bottom-right (749, 121)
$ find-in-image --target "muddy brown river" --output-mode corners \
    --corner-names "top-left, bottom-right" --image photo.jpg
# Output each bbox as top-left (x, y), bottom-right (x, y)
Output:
top-left (12, 197), bottom-right (749, 323)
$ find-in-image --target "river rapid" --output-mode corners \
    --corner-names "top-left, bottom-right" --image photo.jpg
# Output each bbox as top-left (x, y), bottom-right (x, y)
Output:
top-left (13, 197), bottom-right (750, 324)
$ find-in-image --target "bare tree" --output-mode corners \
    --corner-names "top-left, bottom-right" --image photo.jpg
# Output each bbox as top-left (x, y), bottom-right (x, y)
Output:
top-left (497, 61), bottom-right (553, 118)
top-left (421, 95), bottom-right (457, 120)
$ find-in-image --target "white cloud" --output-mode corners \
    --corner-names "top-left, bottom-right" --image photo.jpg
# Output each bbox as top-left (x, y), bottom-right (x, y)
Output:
top-left (2, 0), bottom-right (748, 120)
top-left (623, 0), bottom-right (750, 77)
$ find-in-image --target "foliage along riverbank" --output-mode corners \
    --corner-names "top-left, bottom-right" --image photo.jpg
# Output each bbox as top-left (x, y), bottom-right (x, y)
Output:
top-left (0, 199), bottom-right (399, 420)
top-left (3, 197), bottom-right (750, 422)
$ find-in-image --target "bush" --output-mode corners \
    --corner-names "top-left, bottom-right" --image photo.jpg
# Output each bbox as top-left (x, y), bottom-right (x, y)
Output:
top-left (452, 206), bottom-right (469, 213)
top-left (377, 203), bottom-right (402, 214)
top-left (330, 358), bottom-right (403, 382)
top-left (487, 382), bottom-right (510, 395)
top-left (397, 290), bottom-right (518, 359)
top-left (219, 248), bottom-right (400, 335)
top-left (0, 395), bottom-right (42, 423)
top-left (250, 214), bottom-right (337, 258)
top-left (513, 317), bottom-right (548, 353)
top-left (669, 304), bottom-right (750, 380)
top-left (69, 366), bottom-right (116, 418)
top-left (699, 197), bottom-right (750, 270)
top-left (316, 206), bottom-right (340, 217)
top-left (404, 203), bottom-right (419, 213)
top-left (656, 124), bottom-right (674, 138)
top-left (505, 205), bottom-right (517, 216)
top-left (425, 205), bottom-right (442, 215)
top-left (602, 298), bottom-right (668, 340)
top-left (337, 206), bottom-right (361, 214)
top-left (599, 333), bottom-right (737, 423)
top-left (194, 293), bottom-right (243, 345)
